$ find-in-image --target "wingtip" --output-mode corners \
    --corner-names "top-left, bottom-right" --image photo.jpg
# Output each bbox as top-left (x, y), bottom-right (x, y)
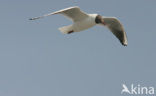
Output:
top-left (122, 42), bottom-right (128, 46)
top-left (29, 17), bottom-right (37, 20)
top-left (29, 17), bottom-right (42, 20)
top-left (122, 38), bottom-right (128, 46)
top-left (29, 18), bottom-right (33, 20)
top-left (123, 44), bottom-right (128, 46)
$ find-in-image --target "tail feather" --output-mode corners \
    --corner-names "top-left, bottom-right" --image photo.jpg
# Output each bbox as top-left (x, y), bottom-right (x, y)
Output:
top-left (58, 25), bottom-right (73, 34)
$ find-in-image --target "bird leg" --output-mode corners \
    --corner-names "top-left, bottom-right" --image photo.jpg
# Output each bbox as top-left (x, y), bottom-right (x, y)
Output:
top-left (67, 30), bottom-right (74, 34)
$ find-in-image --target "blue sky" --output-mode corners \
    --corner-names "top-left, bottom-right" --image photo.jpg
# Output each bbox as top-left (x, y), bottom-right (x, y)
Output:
top-left (0, 0), bottom-right (156, 96)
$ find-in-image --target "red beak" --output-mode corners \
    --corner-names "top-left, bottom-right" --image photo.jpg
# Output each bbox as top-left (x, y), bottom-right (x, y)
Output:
top-left (101, 20), bottom-right (106, 25)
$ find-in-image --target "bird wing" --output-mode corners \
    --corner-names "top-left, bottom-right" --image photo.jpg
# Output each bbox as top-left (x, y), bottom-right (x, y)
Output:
top-left (29, 6), bottom-right (89, 22)
top-left (102, 17), bottom-right (128, 46)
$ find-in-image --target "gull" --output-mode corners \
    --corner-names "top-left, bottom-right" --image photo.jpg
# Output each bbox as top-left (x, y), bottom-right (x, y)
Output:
top-left (29, 6), bottom-right (128, 46)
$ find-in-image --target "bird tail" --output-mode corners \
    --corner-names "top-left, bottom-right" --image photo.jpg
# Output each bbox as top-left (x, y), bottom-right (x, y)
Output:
top-left (58, 25), bottom-right (73, 34)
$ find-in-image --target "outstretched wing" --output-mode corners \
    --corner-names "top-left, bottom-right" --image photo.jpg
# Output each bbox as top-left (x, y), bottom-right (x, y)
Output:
top-left (103, 17), bottom-right (128, 46)
top-left (29, 6), bottom-right (89, 22)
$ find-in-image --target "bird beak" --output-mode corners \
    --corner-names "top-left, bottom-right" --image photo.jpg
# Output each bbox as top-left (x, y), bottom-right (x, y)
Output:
top-left (102, 22), bottom-right (106, 25)
top-left (101, 20), bottom-right (106, 25)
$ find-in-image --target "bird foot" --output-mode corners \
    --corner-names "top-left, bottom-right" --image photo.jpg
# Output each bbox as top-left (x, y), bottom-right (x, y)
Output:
top-left (67, 30), bottom-right (74, 34)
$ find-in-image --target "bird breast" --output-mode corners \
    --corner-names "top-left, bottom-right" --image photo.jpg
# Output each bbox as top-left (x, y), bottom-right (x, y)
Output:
top-left (73, 16), bottom-right (96, 32)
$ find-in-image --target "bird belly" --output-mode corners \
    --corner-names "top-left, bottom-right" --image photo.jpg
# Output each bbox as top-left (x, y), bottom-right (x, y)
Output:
top-left (73, 18), bottom-right (96, 32)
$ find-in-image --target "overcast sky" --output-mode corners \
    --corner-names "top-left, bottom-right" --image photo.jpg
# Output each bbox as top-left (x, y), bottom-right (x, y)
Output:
top-left (0, 0), bottom-right (156, 96)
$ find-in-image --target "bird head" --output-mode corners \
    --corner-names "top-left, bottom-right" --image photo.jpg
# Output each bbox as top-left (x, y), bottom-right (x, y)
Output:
top-left (95, 15), bottom-right (106, 25)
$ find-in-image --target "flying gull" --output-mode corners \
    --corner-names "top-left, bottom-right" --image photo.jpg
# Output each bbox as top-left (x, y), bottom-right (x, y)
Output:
top-left (29, 6), bottom-right (128, 46)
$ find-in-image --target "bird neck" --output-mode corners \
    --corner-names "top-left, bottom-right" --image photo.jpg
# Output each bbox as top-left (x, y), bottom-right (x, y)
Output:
top-left (88, 14), bottom-right (98, 19)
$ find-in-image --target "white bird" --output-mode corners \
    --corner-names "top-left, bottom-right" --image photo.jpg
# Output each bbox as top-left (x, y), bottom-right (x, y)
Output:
top-left (29, 6), bottom-right (128, 46)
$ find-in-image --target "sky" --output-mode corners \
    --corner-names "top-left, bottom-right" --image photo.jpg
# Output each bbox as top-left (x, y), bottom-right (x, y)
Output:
top-left (0, 0), bottom-right (156, 96)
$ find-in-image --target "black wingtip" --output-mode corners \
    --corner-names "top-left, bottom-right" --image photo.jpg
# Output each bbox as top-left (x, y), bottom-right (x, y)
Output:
top-left (123, 45), bottom-right (127, 46)
top-left (29, 17), bottom-right (39, 20)
top-left (120, 41), bottom-right (128, 46)
top-left (29, 18), bottom-right (33, 20)
top-left (122, 43), bottom-right (128, 46)
top-left (29, 18), bottom-right (36, 20)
